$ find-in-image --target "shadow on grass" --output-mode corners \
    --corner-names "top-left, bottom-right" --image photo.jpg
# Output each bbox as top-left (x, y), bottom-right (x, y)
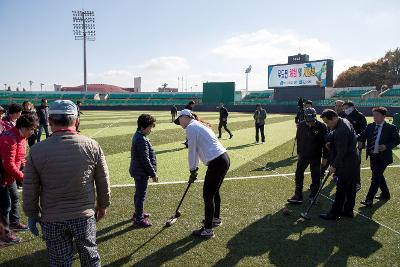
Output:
top-left (97, 223), bottom-right (137, 245)
top-left (214, 187), bottom-right (382, 267)
top-left (0, 249), bottom-right (48, 266)
top-left (227, 143), bottom-right (258, 150)
top-left (103, 227), bottom-right (204, 267)
top-left (96, 219), bottom-right (132, 237)
top-left (132, 233), bottom-right (204, 267)
top-left (156, 147), bottom-right (186, 155)
top-left (253, 156), bottom-right (298, 171)
top-left (357, 199), bottom-right (388, 220)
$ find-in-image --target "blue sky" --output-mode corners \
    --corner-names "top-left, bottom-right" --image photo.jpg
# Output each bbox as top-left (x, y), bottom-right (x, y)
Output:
top-left (1, 0), bottom-right (399, 91)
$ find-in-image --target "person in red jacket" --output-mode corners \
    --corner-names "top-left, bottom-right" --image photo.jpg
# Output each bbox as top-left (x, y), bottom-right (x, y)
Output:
top-left (0, 113), bottom-right (38, 243)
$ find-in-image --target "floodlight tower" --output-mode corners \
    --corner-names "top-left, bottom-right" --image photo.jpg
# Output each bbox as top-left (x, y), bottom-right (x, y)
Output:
top-left (72, 10), bottom-right (96, 92)
top-left (245, 65), bottom-right (252, 94)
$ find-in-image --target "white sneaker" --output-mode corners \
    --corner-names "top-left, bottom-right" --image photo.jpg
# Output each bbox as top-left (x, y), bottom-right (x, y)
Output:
top-left (261, 142), bottom-right (265, 144)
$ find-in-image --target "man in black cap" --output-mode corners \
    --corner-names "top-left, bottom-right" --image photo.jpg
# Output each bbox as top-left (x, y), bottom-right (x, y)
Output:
top-left (170, 105), bottom-right (178, 123)
top-left (295, 100), bottom-right (313, 125)
top-left (319, 109), bottom-right (359, 220)
top-left (217, 103), bottom-right (233, 139)
top-left (288, 108), bottom-right (328, 204)
top-left (185, 100), bottom-right (195, 111)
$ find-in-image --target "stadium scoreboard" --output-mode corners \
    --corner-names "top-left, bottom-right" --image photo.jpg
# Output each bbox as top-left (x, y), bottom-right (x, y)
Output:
top-left (268, 59), bottom-right (333, 89)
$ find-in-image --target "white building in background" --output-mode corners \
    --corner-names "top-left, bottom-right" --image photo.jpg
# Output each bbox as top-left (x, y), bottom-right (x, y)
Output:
top-left (134, 77), bottom-right (141, 92)
top-left (54, 84), bottom-right (62, 91)
top-left (125, 77), bottom-right (142, 92)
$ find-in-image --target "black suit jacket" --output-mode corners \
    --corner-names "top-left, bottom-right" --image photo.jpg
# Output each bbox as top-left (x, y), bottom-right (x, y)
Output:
top-left (331, 118), bottom-right (359, 173)
top-left (345, 109), bottom-right (367, 135)
top-left (358, 122), bottom-right (400, 165)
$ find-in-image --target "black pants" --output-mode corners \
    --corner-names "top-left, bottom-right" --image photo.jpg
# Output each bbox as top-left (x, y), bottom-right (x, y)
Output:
top-left (27, 131), bottom-right (37, 147)
top-left (255, 123), bottom-right (265, 143)
top-left (171, 113), bottom-right (176, 122)
top-left (218, 120), bottom-right (232, 138)
top-left (330, 164), bottom-right (358, 216)
top-left (295, 157), bottom-right (321, 197)
top-left (366, 155), bottom-right (390, 200)
top-left (356, 149), bottom-right (362, 185)
top-left (203, 153), bottom-right (230, 229)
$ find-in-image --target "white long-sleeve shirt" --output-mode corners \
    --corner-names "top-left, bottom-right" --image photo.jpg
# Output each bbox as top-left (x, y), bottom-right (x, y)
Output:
top-left (186, 120), bottom-right (227, 171)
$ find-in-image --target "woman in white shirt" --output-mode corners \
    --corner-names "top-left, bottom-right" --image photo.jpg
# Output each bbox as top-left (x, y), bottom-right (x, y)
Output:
top-left (175, 109), bottom-right (230, 238)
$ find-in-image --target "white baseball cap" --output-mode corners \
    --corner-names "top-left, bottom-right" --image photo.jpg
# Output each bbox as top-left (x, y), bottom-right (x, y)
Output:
top-left (174, 109), bottom-right (194, 125)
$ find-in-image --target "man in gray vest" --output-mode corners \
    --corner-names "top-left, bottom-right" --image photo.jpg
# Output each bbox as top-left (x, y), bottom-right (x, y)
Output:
top-left (253, 104), bottom-right (267, 144)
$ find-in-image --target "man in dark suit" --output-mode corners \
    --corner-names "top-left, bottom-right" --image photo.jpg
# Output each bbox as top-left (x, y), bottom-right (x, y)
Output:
top-left (358, 107), bottom-right (400, 206)
top-left (319, 109), bottom-right (359, 220)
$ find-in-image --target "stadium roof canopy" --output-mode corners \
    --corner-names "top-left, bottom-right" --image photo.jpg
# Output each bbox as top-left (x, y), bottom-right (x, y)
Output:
top-left (61, 84), bottom-right (129, 93)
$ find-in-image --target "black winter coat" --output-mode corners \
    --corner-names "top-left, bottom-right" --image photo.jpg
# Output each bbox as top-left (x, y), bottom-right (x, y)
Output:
top-left (129, 129), bottom-right (157, 178)
top-left (296, 120), bottom-right (328, 159)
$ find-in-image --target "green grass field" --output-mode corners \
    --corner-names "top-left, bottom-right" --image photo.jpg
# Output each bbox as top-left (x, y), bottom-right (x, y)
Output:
top-left (1, 110), bottom-right (400, 266)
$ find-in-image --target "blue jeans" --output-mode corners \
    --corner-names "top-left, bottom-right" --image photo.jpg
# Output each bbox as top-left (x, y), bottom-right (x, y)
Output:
top-left (37, 124), bottom-right (49, 142)
top-left (134, 176), bottom-right (148, 221)
top-left (0, 182), bottom-right (20, 226)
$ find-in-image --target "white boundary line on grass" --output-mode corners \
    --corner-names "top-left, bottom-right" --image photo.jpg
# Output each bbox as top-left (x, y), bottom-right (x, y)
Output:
top-left (110, 172), bottom-right (299, 188)
top-left (110, 165), bottom-right (400, 188)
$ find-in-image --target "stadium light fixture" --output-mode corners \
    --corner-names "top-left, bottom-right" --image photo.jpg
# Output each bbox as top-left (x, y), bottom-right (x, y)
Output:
top-left (245, 65), bottom-right (252, 93)
top-left (72, 10), bottom-right (96, 92)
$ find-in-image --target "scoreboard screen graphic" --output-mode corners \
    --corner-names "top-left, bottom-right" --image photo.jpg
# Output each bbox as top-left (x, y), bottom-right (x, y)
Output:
top-left (268, 59), bottom-right (333, 88)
